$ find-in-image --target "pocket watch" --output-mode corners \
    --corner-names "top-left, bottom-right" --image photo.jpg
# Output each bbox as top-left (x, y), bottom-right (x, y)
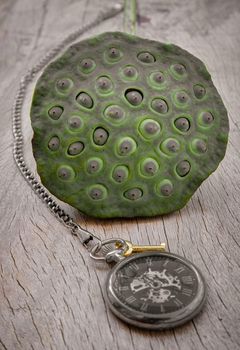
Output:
top-left (90, 239), bottom-right (206, 330)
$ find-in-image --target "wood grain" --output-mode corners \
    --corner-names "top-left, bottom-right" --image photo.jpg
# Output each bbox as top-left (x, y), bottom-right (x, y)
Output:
top-left (0, 0), bottom-right (240, 349)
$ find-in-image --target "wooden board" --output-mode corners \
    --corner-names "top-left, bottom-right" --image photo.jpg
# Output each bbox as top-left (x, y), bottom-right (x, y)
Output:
top-left (0, 0), bottom-right (240, 349)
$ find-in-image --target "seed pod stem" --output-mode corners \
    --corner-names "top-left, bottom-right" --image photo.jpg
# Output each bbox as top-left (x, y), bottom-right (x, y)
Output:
top-left (124, 0), bottom-right (137, 35)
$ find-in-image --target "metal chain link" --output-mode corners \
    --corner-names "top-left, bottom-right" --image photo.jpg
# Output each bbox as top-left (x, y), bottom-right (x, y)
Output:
top-left (12, 4), bottom-right (123, 248)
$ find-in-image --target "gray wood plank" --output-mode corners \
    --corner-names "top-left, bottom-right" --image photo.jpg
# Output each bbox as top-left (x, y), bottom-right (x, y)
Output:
top-left (0, 0), bottom-right (240, 349)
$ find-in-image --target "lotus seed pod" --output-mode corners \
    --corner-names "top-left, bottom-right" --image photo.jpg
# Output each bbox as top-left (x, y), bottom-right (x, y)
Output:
top-left (30, 32), bottom-right (229, 218)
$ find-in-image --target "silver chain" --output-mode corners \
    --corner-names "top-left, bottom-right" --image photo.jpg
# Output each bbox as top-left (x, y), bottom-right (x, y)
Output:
top-left (12, 4), bottom-right (123, 249)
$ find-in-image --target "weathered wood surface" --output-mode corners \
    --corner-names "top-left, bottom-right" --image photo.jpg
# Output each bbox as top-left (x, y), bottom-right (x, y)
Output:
top-left (0, 0), bottom-right (240, 349)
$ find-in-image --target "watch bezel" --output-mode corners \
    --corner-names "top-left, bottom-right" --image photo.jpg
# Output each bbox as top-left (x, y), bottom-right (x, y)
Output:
top-left (105, 251), bottom-right (206, 330)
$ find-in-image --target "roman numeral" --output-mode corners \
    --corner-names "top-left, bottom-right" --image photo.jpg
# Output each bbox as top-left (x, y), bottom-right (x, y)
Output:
top-left (160, 304), bottom-right (165, 313)
top-left (181, 275), bottom-right (194, 285)
top-left (125, 295), bottom-right (137, 304)
top-left (163, 259), bottom-right (170, 267)
top-left (182, 288), bottom-right (193, 297)
top-left (173, 298), bottom-right (183, 307)
top-left (140, 301), bottom-right (148, 312)
top-left (119, 285), bottom-right (129, 292)
top-left (145, 257), bottom-right (153, 266)
top-left (174, 266), bottom-right (185, 274)
top-left (128, 262), bottom-right (139, 272)
top-left (118, 272), bottom-right (129, 279)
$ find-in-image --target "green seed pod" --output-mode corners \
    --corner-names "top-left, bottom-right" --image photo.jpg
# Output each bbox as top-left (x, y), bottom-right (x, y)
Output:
top-left (30, 32), bottom-right (229, 218)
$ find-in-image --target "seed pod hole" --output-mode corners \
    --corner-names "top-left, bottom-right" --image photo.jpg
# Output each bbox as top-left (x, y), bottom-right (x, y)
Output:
top-left (117, 137), bottom-right (137, 156)
top-left (104, 105), bottom-right (125, 122)
top-left (157, 180), bottom-right (173, 197)
top-left (125, 89), bottom-right (143, 106)
top-left (176, 160), bottom-right (191, 177)
top-left (87, 158), bottom-right (103, 174)
top-left (161, 138), bottom-right (180, 155)
top-left (57, 165), bottom-right (75, 181)
top-left (56, 78), bottom-right (73, 92)
top-left (93, 127), bottom-right (109, 146)
top-left (48, 136), bottom-right (60, 151)
top-left (79, 58), bottom-right (96, 73)
top-left (68, 141), bottom-right (84, 156)
top-left (68, 116), bottom-right (82, 130)
top-left (137, 52), bottom-right (156, 63)
top-left (76, 92), bottom-right (93, 109)
top-left (191, 139), bottom-right (207, 154)
top-left (112, 165), bottom-right (129, 183)
top-left (88, 185), bottom-right (107, 200)
top-left (124, 188), bottom-right (143, 200)
top-left (122, 66), bottom-right (138, 79)
top-left (150, 71), bottom-right (165, 87)
top-left (175, 91), bottom-right (189, 105)
top-left (96, 76), bottom-right (113, 93)
top-left (140, 158), bottom-right (159, 177)
top-left (151, 98), bottom-right (168, 114)
top-left (48, 106), bottom-right (63, 120)
top-left (194, 84), bottom-right (206, 99)
top-left (107, 47), bottom-right (122, 61)
top-left (174, 117), bottom-right (190, 132)
top-left (139, 119), bottom-right (161, 139)
top-left (171, 64), bottom-right (186, 77)
top-left (198, 111), bottom-right (214, 126)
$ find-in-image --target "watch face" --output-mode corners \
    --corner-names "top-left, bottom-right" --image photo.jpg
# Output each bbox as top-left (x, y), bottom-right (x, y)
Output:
top-left (105, 252), bottom-right (206, 330)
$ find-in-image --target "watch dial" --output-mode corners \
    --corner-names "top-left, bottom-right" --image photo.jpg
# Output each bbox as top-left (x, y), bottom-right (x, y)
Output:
top-left (105, 252), bottom-right (206, 329)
